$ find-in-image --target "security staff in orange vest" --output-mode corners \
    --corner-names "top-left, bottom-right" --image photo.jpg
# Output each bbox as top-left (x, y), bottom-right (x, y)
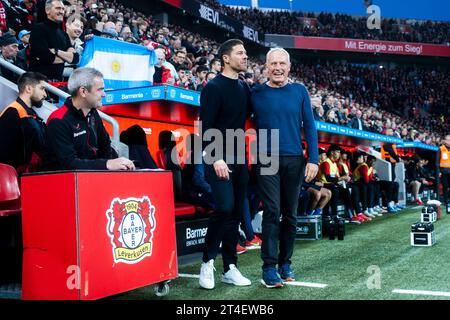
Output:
top-left (437, 135), bottom-right (450, 204)
top-left (0, 72), bottom-right (48, 174)
top-left (380, 128), bottom-right (401, 181)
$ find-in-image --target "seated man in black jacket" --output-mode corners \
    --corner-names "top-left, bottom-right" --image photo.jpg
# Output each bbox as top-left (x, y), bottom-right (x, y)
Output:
top-left (45, 67), bottom-right (135, 171)
top-left (0, 72), bottom-right (48, 174)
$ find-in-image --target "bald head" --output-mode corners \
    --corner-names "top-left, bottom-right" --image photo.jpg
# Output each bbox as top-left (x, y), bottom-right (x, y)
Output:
top-left (443, 135), bottom-right (450, 147)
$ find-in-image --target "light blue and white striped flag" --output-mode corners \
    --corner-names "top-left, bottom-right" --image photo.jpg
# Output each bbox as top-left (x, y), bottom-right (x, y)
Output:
top-left (79, 36), bottom-right (159, 90)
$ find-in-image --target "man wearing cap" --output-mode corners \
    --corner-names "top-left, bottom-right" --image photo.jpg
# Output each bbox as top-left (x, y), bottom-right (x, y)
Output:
top-left (29, 0), bottom-right (79, 81)
top-left (0, 32), bottom-right (26, 82)
top-left (18, 30), bottom-right (31, 50)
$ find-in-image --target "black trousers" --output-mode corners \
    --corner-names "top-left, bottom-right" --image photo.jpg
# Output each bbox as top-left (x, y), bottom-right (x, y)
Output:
top-left (357, 182), bottom-right (377, 210)
top-left (203, 163), bottom-right (248, 272)
top-left (378, 180), bottom-right (399, 204)
top-left (441, 172), bottom-right (450, 203)
top-left (257, 156), bottom-right (305, 269)
top-left (347, 183), bottom-right (362, 214)
top-left (328, 185), bottom-right (353, 217)
top-left (368, 182), bottom-right (380, 208)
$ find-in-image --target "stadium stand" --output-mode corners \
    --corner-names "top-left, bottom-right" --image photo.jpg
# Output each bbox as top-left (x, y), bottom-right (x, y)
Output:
top-left (0, 0), bottom-right (448, 300)
top-left (199, 0), bottom-right (450, 44)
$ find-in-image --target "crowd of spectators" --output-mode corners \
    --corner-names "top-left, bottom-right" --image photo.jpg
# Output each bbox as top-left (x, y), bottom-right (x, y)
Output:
top-left (200, 0), bottom-right (450, 45)
top-left (0, 0), bottom-right (448, 146)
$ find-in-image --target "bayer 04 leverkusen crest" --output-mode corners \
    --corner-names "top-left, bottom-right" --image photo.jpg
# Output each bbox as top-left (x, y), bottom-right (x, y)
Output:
top-left (106, 196), bottom-right (156, 264)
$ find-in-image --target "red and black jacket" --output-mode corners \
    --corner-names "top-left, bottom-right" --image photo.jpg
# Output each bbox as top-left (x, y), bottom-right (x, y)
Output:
top-left (46, 98), bottom-right (113, 170)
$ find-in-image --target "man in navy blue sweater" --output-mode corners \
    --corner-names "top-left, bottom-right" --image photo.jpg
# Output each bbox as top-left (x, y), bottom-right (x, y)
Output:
top-left (252, 48), bottom-right (319, 288)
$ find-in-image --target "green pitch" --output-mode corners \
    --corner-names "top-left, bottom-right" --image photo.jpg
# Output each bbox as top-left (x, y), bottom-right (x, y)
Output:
top-left (116, 206), bottom-right (450, 300)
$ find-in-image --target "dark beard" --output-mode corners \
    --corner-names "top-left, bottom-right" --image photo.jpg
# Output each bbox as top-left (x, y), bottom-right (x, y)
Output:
top-left (31, 98), bottom-right (44, 108)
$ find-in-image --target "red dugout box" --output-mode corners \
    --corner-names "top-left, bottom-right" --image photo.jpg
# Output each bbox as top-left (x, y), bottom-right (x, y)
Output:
top-left (20, 170), bottom-right (177, 300)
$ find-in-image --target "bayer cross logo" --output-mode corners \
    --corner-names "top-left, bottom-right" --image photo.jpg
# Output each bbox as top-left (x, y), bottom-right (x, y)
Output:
top-left (121, 212), bottom-right (144, 249)
top-left (106, 196), bottom-right (157, 264)
top-left (106, 94), bottom-right (114, 103)
top-left (170, 89), bottom-right (176, 99)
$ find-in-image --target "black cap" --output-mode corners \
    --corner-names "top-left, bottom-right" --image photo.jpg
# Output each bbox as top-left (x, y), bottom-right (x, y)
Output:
top-left (0, 32), bottom-right (18, 47)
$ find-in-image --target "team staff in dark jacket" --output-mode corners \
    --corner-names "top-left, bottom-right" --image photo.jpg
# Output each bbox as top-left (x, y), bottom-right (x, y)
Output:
top-left (29, 0), bottom-right (79, 81)
top-left (0, 72), bottom-right (48, 174)
top-left (46, 67), bottom-right (135, 171)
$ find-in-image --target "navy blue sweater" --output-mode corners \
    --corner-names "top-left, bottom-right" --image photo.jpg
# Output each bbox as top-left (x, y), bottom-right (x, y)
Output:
top-left (251, 82), bottom-right (319, 164)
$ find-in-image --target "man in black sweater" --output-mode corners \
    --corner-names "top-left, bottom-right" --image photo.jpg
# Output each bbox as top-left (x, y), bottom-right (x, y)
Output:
top-left (29, 0), bottom-right (79, 81)
top-left (198, 39), bottom-right (252, 289)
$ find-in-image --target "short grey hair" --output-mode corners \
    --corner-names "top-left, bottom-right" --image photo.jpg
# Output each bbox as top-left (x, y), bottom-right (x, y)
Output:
top-left (266, 47), bottom-right (290, 64)
top-left (45, 0), bottom-right (63, 11)
top-left (68, 67), bottom-right (104, 96)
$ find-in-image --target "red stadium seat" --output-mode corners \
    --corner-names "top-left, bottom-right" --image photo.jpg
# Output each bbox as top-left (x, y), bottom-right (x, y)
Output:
top-left (175, 202), bottom-right (196, 217)
top-left (155, 149), bottom-right (167, 169)
top-left (0, 163), bottom-right (21, 217)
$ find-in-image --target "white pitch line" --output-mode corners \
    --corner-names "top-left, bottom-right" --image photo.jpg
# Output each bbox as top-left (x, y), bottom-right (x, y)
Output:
top-left (392, 289), bottom-right (450, 297)
top-left (284, 281), bottom-right (328, 288)
top-left (178, 273), bottom-right (200, 279)
top-left (178, 273), bottom-right (328, 288)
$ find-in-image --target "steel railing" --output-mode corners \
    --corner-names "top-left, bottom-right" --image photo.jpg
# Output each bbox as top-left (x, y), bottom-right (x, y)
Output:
top-left (0, 58), bottom-right (120, 146)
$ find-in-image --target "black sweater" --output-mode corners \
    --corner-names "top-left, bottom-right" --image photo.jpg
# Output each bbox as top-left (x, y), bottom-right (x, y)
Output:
top-left (199, 73), bottom-right (251, 164)
top-left (29, 19), bottom-right (79, 81)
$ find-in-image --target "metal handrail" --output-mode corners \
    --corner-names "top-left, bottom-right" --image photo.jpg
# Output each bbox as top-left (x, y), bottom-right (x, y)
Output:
top-left (0, 58), bottom-right (120, 145)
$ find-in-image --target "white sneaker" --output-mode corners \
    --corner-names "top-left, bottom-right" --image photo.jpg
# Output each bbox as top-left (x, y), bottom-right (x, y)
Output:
top-left (222, 264), bottom-right (251, 286)
top-left (199, 259), bottom-right (216, 289)
top-left (369, 208), bottom-right (382, 216)
top-left (363, 211), bottom-right (376, 218)
top-left (374, 206), bottom-right (383, 213)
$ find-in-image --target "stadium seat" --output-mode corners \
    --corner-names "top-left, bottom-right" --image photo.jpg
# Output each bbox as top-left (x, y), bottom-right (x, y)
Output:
top-left (175, 203), bottom-right (196, 217)
top-left (157, 131), bottom-right (196, 218)
top-left (0, 164), bottom-right (22, 284)
top-left (0, 163), bottom-right (21, 217)
top-left (155, 149), bottom-right (166, 169)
